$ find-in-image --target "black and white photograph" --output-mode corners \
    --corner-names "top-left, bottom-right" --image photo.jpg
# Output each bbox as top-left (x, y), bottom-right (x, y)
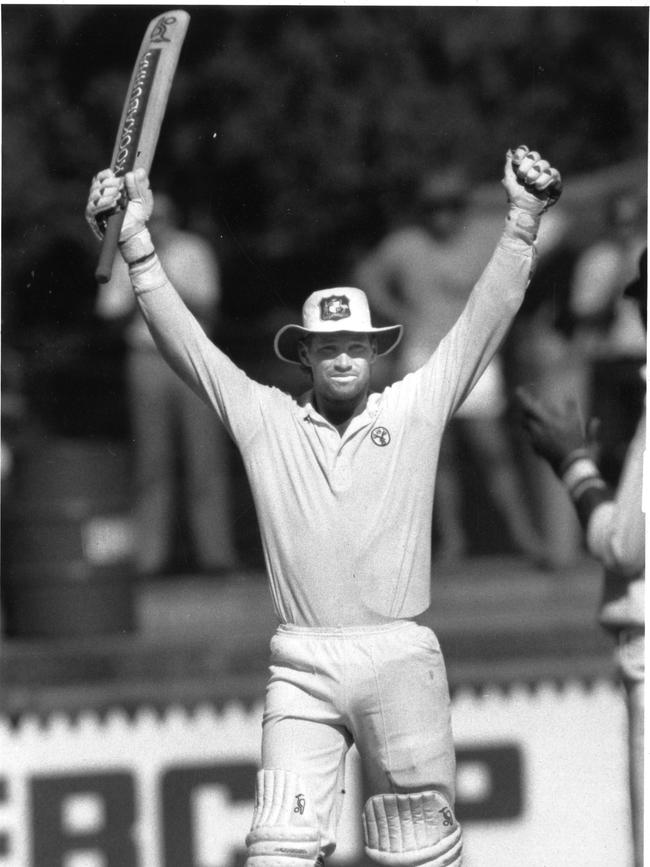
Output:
top-left (1, 4), bottom-right (647, 866)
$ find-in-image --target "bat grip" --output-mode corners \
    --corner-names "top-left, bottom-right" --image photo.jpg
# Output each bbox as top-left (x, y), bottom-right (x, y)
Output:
top-left (95, 208), bottom-right (126, 284)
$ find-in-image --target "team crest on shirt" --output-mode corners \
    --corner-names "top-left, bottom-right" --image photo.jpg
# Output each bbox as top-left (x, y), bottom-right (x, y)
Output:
top-left (320, 295), bottom-right (351, 321)
top-left (371, 426), bottom-right (391, 446)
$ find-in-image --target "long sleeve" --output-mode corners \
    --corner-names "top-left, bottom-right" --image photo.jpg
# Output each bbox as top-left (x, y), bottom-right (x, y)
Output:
top-left (595, 409), bottom-right (646, 631)
top-left (129, 255), bottom-right (265, 447)
top-left (413, 229), bottom-right (536, 421)
top-left (588, 411), bottom-right (645, 575)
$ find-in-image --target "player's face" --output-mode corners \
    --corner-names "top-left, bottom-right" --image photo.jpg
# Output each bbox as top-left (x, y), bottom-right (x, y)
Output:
top-left (301, 333), bottom-right (377, 404)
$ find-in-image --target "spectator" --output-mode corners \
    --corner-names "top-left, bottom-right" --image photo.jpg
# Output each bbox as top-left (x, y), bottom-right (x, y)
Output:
top-left (95, 191), bottom-right (239, 578)
top-left (569, 190), bottom-right (647, 483)
top-left (502, 210), bottom-right (587, 568)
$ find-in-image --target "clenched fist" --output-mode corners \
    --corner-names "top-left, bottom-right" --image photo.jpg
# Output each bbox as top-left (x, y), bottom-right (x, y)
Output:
top-left (502, 145), bottom-right (562, 214)
top-left (86, 168), bottom-right (155, 264)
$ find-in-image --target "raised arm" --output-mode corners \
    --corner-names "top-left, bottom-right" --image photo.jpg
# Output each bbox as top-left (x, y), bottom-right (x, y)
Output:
top-left (85, 167), bottom-right (259, 436)
top-left (420, 146), bottom-right (562, 415)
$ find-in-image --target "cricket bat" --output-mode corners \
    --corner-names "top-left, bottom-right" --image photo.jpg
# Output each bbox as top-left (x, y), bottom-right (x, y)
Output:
top-left (95, 9), bottom-right (190, 283)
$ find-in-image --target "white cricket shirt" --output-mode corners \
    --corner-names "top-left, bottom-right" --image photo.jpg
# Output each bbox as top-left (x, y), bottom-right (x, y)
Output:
top-left (134, 232), bottom-right (534, 626)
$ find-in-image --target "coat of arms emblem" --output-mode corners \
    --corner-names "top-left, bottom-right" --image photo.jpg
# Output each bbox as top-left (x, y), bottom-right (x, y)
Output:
top-left (320, 295), bottom-right (351, 321)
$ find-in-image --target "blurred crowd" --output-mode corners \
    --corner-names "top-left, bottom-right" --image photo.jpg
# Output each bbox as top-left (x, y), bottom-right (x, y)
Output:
top-left (1, 164), bottom-right (646, 580)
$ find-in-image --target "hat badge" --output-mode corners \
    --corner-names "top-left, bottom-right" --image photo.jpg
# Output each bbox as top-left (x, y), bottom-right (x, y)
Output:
top-left (320, 295), bottom-right (351, 321)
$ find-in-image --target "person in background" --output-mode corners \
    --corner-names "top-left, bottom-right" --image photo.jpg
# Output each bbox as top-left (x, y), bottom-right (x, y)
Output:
top-left (569, 190), bottom-right (647, 484)
top-left (355, 167), bottom-right (547, 564)
top-left (515, 248), bottom-right (646, 867)
top-left (95, 191), bottom-right (239, 578)
top-left (501, 221), bottom-right (586, 569)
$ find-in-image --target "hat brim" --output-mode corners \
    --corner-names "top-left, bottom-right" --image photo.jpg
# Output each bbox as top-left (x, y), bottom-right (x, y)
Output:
top-left (274, 323), bottom-right (403, 365)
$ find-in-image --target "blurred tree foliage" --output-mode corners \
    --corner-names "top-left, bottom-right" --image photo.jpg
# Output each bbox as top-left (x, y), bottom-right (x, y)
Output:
top-left (2, 4), bottom-right (648, 327)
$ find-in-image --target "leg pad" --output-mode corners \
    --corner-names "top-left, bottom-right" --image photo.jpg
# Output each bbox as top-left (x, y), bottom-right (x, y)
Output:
top-left (363, 790), bottom-right (462, 867)
top-left (245, 769), bottom-right (322, 867)
top-left (246, 826), bottom-right (321, 867)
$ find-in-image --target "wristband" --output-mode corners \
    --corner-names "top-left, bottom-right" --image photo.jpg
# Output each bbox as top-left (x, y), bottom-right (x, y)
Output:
top-left (503, 205), bottom-right (541, 245)
top-left (119, 227), bottom-right (154, 265)
top-left (569, 474), bottom-right (608, 501)
top-left (129, 254), bottom-right (168, 294)
top-left (561, 456), bottom-right (606, 500)
top-left (557, 447), bottom-right (592, 478)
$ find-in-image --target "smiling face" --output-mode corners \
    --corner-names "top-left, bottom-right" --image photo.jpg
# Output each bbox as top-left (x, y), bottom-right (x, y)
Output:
top-left (298, 331), bottom-right (377, 416)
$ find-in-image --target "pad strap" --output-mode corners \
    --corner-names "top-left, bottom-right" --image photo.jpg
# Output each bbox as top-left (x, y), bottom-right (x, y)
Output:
top-left (246, 826), bottom-right (321, 867)
top-left (119, 227), bottom-right (154, 265)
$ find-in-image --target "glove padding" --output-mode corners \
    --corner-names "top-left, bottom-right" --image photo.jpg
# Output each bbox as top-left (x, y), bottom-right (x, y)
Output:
top-left (85, 168), bottom-right (154, 246)
top-left (502, 145), bottom-right (562, 214)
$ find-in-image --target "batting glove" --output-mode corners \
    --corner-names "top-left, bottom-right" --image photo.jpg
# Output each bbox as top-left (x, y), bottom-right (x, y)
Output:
top-left (502, 146), bottom-right (562, 243)
top-left (119, 169), bottom-right (155, 264)
top-left (85, 167), bottom-right (154, 264)
top-left (86, 169), bottom-right (120, 241)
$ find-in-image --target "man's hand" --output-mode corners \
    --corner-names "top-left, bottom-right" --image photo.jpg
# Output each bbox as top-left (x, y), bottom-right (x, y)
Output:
top-left (502, 145), bottom-right (562, 214)
top-left (86, 168), bottom-right (154, 263)
top-left (514, 386), bottom-right (599, 474)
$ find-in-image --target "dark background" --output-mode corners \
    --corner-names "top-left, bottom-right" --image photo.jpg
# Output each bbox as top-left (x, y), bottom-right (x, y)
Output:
top-left (3, 5), bottom-right (647, 325)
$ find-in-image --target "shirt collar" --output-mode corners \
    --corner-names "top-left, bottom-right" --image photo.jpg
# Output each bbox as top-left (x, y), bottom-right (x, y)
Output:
top-left (298, 389), bottom-right (381, 428)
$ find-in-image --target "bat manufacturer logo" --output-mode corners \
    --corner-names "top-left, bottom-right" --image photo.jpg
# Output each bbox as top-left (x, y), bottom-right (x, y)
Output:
top-left (320, 295), bottom-right (351, 321)
top-left (294, 793), bottom-right (306, 815)
top-left (370, 427), bottom-right (391, 447)
top-left (150, 15), bottom-right (179, 43)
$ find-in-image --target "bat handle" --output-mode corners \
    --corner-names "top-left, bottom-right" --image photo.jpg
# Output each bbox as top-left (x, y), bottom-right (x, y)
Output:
top-left (95, 208), bottom-right (126, 284)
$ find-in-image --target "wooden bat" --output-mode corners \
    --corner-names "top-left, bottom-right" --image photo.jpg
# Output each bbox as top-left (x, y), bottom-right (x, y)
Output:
top-left (95, 9), bottom-right (190, 283)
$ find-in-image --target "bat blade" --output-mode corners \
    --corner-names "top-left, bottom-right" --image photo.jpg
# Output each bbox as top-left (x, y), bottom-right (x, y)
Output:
top-left (95, 9), bottom-right (190, 284)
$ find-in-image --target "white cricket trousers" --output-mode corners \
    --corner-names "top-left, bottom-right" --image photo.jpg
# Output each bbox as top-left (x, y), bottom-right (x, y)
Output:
top-left (261, 620), bottom-right (456, 855)
top-left (616, 627), bottom-right (645, 867)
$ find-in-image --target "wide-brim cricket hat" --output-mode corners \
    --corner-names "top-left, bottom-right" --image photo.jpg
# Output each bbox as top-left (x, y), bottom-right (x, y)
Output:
top-left (274, 287), bottom-right (403, 365)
